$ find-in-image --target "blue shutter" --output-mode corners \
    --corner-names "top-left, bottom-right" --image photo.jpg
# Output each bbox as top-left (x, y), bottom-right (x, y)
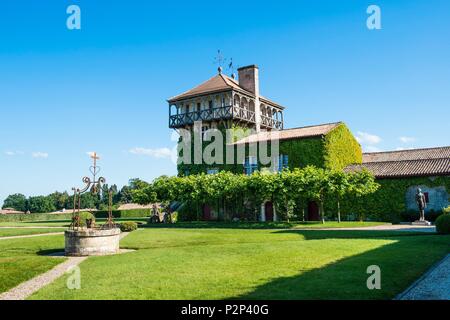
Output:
top-left (283, 154), bottom-right (289, 169)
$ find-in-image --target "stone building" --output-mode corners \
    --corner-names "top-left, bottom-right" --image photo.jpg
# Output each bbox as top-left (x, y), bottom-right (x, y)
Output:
top-left (167, 65), bottom-right (450, 221)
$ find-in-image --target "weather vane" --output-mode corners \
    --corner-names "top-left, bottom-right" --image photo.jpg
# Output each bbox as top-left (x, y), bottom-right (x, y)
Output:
top-left (213, 49), bottom-right (225, 68)
top-left (213, 50), bottom-right (236, 77)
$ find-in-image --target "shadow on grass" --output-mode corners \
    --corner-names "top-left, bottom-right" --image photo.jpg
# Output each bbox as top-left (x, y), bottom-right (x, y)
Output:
top-left (37, 248), bottom-right (65, 256)
top-left (231, 230), bottom-right (449, 300)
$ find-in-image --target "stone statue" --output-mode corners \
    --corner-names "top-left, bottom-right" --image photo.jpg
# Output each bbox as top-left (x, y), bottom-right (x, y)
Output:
top-left (415, 188), bottom-right (427, 222)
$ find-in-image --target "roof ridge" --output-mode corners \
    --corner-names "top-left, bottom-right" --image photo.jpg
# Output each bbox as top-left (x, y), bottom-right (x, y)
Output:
top-left (283, 121), bottom-right (343, 131)
top-left (361, 158), bottom-right (450, 165)
top-left (167, 74), bottom-right (231, 102)
top-left (363, 145), bottom-right (450, 155)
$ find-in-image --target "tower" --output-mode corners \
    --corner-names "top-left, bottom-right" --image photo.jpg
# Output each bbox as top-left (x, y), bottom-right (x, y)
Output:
top-left (167, 65), bottom-right (285, 133)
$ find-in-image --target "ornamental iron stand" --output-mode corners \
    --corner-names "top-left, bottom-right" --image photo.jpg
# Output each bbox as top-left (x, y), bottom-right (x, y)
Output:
top-left (69, 152), bottom-right (115, 230)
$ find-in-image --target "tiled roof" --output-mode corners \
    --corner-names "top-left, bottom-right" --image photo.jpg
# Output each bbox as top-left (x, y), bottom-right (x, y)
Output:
top-left (346, 158), bottom-right (450, 178)
top-left (363, 146), bottom-right (450, 163)
top-left (167, 73), bottom-right (284, 108)
top-left (346, 146), bottom-right (450, 178)
top-left (233, 122), bottom-right (342, 145)
top-left (168, 73), bottom-right (254, 102)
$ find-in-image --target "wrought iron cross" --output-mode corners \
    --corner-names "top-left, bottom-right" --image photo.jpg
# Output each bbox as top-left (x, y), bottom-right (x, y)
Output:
top-left (213, 50), bottom-right (226, 69)
top-left (90, 152), bottom-right (100, 181)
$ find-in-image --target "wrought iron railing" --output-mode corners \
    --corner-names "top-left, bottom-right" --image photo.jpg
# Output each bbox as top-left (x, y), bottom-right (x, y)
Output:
top-left (169, 105), bottom-right (258, 128)
top-left (260, 115), bottom-right (283, 130)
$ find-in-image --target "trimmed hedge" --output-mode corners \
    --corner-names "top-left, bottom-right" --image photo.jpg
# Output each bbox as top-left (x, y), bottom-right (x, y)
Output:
top-left (94, 209), bottom-right (151, 219)
top-left (0, 208), bottom-right (151, 223)
top-left (119, 221), bottom-right (138, 232)
top-left (0, 212), bottom-right (73, 222)
top-left (435, 214), bottom-right (450, 234)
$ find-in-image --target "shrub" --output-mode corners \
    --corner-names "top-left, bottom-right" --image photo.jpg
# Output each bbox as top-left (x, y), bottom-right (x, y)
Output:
top-left (435, 214), bottom-right (450, 234)
top-left (120, 221), bottom-right (138, 232)
top-left (170, 211), bottom-right (178, 223)
top-left (78, 212), bottom-right (95, 227)
top-left (443, 206), bottom-right (450, 214)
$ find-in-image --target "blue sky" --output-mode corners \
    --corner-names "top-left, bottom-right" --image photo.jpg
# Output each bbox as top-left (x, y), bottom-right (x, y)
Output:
top-left (1, 0), bottom-right (449, 205)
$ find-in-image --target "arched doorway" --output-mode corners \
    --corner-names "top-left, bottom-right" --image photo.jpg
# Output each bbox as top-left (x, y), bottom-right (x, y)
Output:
top-left (307, 201), bottom-right (320, 221)
top-left (203, 204), bottom-right (212, 221)
top-left (265, 202), bottom-right (274, 222)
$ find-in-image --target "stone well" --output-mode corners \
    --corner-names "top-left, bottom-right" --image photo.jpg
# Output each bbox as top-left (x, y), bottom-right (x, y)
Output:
top-left (65, 228), bottom-right (121, 256)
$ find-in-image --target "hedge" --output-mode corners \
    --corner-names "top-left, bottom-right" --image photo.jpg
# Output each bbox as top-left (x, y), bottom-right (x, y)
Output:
top-left (0, 208), bottom-right (151, 222)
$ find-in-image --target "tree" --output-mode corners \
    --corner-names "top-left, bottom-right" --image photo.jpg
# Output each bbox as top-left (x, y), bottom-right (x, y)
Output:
top-left (48, 191), bottom-right (70, 211)
top-left (2, 193), bottom-right (28, 212)
top-left (347, 169), bottom-right (380, 221)
top-left (301, 166), bottom-right (332, 224)
top-left (28, 196), bottom-right (56, 213)
top-left (328, 171), bottom-right (350, 223)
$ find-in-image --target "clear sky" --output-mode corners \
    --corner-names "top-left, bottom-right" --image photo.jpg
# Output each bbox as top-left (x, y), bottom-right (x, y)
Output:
top-left (1, 0), bottom-right (449, 206)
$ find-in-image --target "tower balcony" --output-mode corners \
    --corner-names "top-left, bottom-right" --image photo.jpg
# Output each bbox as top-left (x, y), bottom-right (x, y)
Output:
top-left (261, 114), bottom-right (283, 130)
top-left (169, 105), bottom-right (257, 129)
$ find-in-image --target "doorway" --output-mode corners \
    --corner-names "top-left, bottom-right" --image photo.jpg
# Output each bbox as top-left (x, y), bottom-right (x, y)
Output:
top-left (307, 201), bottom-right (320, 221)
top-left (265, 202), bottom-right (274, 222)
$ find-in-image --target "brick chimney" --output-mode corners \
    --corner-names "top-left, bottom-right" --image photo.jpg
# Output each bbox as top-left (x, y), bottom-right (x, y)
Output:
top-left (238, 65), bottom-right (259, 96)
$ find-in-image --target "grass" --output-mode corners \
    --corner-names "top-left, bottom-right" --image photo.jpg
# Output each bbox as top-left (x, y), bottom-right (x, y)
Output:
top-left (0, 228), bottom-right (65, 237)
top-left (0, 217), bottom-right (148, 228)
top-left (27, 226), bottom-right (449, 300)
top-left (144, 221), bottom-right (389, 229)
top-left (0, 235), bottom-right (66, 293)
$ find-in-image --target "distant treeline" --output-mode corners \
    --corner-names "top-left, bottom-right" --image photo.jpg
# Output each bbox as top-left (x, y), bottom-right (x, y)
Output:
top-left (2, 179), bottom-right (142, 214)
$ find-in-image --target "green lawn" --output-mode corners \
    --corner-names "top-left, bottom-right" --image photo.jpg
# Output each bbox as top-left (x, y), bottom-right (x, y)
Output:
top-left (27, 227), bottom-right (449, 300)
top-left (0, 218), bottom-right (148, 228)
top-left (0, 228), bottom-right (65, 237)
top-left (0, 235), bottom-right (66, 293)
top-left (144, 221), bottom-right (389, 229)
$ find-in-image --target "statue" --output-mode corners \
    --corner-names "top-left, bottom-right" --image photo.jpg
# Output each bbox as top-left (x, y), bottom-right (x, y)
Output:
top-left (415, 188), bottom-right (427, 222)
top-left (412, 188), bottom-right (430, 226)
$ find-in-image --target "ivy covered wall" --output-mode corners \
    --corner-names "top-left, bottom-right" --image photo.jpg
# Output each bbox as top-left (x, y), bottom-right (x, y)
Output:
top-left (177, 122), bottom-right (362, 175)
top-left (325, 176), bottom-right (450, 222)
top-left (323, 123), bottom-right (362, 170)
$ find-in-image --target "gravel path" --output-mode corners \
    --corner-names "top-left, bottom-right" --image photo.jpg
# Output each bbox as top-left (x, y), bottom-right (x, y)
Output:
top-left (0, 231), bottom-right (131, 300)
top-left (397, 254), bottom-right (450, 300)
top-left (0, 232), bottom-right (64, 241)
top-left (0, 256), bottom-right (87, 300)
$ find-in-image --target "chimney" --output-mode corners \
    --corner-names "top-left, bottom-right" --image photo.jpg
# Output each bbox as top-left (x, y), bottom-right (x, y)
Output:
top-left (238, 65), bottom-right (259, 96)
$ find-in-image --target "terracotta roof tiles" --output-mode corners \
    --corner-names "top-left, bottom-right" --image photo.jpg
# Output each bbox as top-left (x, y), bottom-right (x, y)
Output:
top-left (346, 146), bottom-right (450, 178)
top-left (233, 122), bottom-right (342, 145)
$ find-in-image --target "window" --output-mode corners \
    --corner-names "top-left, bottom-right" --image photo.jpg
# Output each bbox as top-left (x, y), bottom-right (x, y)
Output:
top-left (424, 192), bottom-right (430, 203)
top-left (207, 168), bottom-right (219, 175)
top-left (186, 105), bottom-right (190, 113)
top-left (278, 154), bottom-right (289, 172)
top-left (244, 156), bottom-right (258, 175)
top-left (197, 103), bottom-right (201, 111)
top-left (208, 100), bottom-right (213, 109)
top-left (184, 169), bottom-right (190, 177)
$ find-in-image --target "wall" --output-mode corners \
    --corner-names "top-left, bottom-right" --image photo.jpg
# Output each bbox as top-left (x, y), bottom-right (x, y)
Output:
top-left (332, 176), bottom-right (450, 222)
